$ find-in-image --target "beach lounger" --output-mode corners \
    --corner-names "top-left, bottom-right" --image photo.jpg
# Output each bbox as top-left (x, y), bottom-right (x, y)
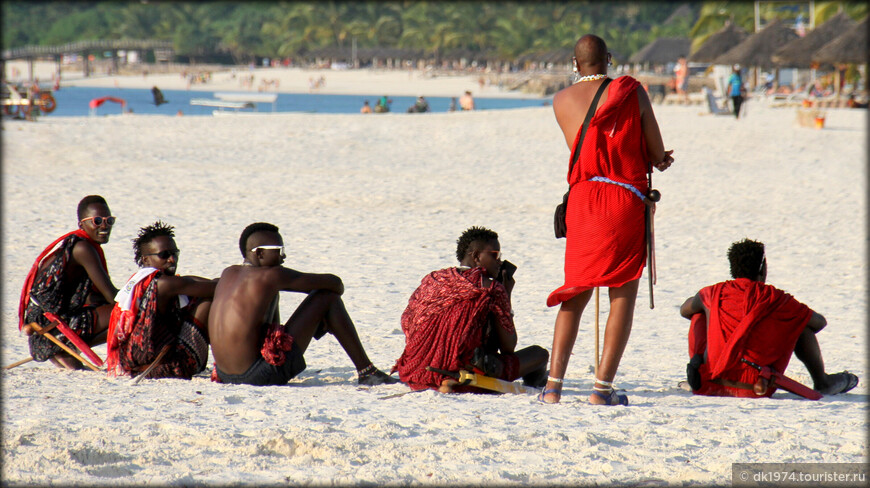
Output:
top-left (703, 87), bottom-right (731, 116)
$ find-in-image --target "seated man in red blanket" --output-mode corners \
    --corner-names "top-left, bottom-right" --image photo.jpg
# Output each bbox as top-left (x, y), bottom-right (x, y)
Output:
top-left (393, 226), bottom-right (549, 392)
top-left (19, 195), bottom-right (119, 370)
top-left (680, 239), bottom-right (858, 397)
top-left (208, 222), bottom-right (398, 386)
top-left (106, 221), bottom-right (216, 379)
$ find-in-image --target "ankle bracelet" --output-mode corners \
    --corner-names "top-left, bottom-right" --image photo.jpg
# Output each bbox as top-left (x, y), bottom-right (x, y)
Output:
top-left (593, 377), bottom-right (614, 392)
top-left (357, 363), bottom-right (376, 376)
top-left (547, 376), bottom-right (563, 384)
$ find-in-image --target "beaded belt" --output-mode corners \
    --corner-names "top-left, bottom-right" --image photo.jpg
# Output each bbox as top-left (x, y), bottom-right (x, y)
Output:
top-left (589, 176), bottom-right (646, 201)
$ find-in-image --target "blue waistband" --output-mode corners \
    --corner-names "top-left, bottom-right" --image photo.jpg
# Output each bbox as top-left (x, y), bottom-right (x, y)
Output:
top-left (589, 176), bottom-right (646, 201)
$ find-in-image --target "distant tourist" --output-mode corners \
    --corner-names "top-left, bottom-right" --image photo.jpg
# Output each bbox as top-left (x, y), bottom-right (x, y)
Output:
top-left (360, 100), bottom-right (372, 114)
top-left (726, 64), bottom-right (745, 119)
top-left (674, 56), bottom-right (688, 102)
top-left (448, 97), bottom-right (457, 112)
top-left (374, 95), bottom-right (391, 113)
top-left (407, 96), bottom-right (430, 113)
top-left (460, 91), bottom-right (475, 110)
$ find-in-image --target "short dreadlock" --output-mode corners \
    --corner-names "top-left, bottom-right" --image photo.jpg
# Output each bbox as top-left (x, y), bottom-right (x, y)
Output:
top-left (133, 220), bottom-right (175, 267)
top-left (455, 226), bottom-right (498, 263)
top-left (727, 238), bottom-right (765, 280)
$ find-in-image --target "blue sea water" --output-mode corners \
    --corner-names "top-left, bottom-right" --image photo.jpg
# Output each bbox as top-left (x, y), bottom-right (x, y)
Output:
top-left (44, 87), bottom-right (550, 117)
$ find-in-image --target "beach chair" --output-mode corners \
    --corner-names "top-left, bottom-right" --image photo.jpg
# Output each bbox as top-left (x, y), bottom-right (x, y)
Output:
top-left (703, 87), bottom-right (731, 116)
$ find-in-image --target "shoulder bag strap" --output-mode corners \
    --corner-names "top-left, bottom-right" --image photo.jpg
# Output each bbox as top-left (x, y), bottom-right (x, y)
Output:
top-left (568, 77), bottom-right (611, 178)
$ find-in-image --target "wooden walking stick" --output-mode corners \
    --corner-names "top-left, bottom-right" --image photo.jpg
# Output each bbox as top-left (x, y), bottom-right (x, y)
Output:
top-left (5, 321), bottom-right (59, 370)
top-left (28, 321), bottom-right (100, 372)
top-left (594, 287), bottom-right (600, 378)
top-left (43, 311), bottom-right (104, 366)
top-left (646, 161), bottom-right (661, 309)
top-left (132, 344), bottom-right (172, 385)
top-left (5, 357), bottom-right (34, 370)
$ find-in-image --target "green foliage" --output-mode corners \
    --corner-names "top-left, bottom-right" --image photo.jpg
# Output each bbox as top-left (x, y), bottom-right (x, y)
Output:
top-left (1, 1), bottom-right (734, 63)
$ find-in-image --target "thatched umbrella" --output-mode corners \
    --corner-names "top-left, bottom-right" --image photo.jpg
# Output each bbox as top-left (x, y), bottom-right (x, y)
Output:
top-left (689, 21), bottom-right (748, 63)
top-left (629, 37), bottom-right (691, 65)
top-left (714, 18), bottom-right (798, 69)
top-left (812, 16), bottom-right (868, 65)
top-left (772, 12), bottom-right (856, 68)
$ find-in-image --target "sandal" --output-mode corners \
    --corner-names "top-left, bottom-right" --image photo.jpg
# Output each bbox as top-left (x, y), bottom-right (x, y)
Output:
top-left (590, 389), bottom-right (629, 406)
top-left (816, 371), bottom-right (859, 396)
top-left (537, 376), bottom-right (563, 404)
top-left (590, 378), bottom-right (629, 406)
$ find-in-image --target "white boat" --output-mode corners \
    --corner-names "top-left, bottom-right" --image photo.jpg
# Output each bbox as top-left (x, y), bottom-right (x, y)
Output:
top-left (213, 92), bottom-right (278, 112)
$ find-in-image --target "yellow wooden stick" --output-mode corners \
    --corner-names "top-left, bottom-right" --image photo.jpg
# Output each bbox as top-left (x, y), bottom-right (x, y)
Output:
top-left (4, 357), bottom-right (34, 370)
top-left (29, 322), bottom-right (100, 372)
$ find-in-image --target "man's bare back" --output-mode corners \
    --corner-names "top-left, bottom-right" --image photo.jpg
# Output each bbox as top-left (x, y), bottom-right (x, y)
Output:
top-left (208, 223), bottom-right (397, 386)
top-left (210, 264), bottom-right (299, 374)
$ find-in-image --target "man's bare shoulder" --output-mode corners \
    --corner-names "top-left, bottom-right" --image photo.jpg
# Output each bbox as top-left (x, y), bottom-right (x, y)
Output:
top-left (220, 264), bottom-right (301, 280)
top-left (552, 84), bottom-right (580, 110)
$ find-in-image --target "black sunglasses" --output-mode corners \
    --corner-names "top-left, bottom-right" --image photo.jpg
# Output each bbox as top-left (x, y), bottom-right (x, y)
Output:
top-left (145, 249), bottom-right (180, 260)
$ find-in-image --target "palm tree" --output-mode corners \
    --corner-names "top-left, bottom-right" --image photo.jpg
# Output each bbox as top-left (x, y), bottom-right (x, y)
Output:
top-left (214, 5), bottom-right (271, 63)
top-left (689, 2), bottom-right (754, 52)
top-left (261, 3), bottom-right (334, 57)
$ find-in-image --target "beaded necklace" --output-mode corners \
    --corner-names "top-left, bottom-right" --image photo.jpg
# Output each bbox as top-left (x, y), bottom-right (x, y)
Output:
top-left (576, 74), bottom-right (608, 83)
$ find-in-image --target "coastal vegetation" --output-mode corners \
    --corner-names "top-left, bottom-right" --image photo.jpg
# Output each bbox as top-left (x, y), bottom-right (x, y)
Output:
top-left (3, 2), bottom-right (865, 64)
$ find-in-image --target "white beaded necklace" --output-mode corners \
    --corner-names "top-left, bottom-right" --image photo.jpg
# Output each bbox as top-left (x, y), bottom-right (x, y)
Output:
top-left (576, 74), bottom-right (608, 83)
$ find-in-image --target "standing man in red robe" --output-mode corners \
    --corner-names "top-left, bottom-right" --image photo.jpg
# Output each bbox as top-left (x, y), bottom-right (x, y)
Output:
top-left (541, 35), bottom-right (673, 405)
top-left (19, 195), bottom-right (119, 370)
top-left (680, 239), bottom-right (858, 397)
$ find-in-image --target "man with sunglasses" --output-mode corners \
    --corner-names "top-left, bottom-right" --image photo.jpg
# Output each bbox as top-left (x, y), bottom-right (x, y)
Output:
top-left (106, 221), bottom-right (216, 379)
top-left (679, 238), bottom-right (858, 398)
top-left (393, 226), bottom-right (549, 393)
top-left (18, 195), bottom-right (119, 369)
top-left (208, 222), bottom-right (398, 386)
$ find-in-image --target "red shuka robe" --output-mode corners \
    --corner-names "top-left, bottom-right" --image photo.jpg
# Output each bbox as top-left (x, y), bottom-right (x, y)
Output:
top-left (18, 229), bottom-right (107, 330)
top-left (107, 269), bottom-right (210, 379)
top-left (548, 76), bottom-right (649, 307)
top-left (689, 278), bottom-right (812, 397)
top-left (106, 270), bottom-right (159, 375)
top-left (393, 267), bottom-right (515, 391)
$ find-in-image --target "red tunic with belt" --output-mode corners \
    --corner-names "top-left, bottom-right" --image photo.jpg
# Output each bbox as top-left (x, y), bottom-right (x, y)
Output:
top-left (688, 278), bottom-right (812, 397)
top-left (548, 76), bottom-right (649, 306)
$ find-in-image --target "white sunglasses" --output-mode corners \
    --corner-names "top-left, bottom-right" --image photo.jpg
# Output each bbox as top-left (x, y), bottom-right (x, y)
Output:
top-left (251, 245), bottom-right (285, 256)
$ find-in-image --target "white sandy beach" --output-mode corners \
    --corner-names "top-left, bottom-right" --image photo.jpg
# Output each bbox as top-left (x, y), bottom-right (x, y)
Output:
top-left (6, 59), bottom-right (530, 98)
top-left (2, 70), bottom-right (867, 486)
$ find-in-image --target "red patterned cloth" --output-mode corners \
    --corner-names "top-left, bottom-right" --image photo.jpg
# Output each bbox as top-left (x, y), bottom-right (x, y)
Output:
top-left (261, 323), bottom-right (294, 366)
top-left (548, 76), bottom-right (649, 306)
top-left (19, 230), bottom-right (109, 361)
top-left (393, 267), bottom-right (515, 391)
top-left (106, 270), bottom-right (209, 379)
top-left (209, 324), bottom-right (295, 383)
top-left (688, 278), bottom-right (812, 397)
top-left (18, 229), bottom-right (107, 330)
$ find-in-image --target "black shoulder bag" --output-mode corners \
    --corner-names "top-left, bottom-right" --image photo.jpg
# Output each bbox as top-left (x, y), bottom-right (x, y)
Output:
top-left (554, 78), bottom-right (611, 239)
